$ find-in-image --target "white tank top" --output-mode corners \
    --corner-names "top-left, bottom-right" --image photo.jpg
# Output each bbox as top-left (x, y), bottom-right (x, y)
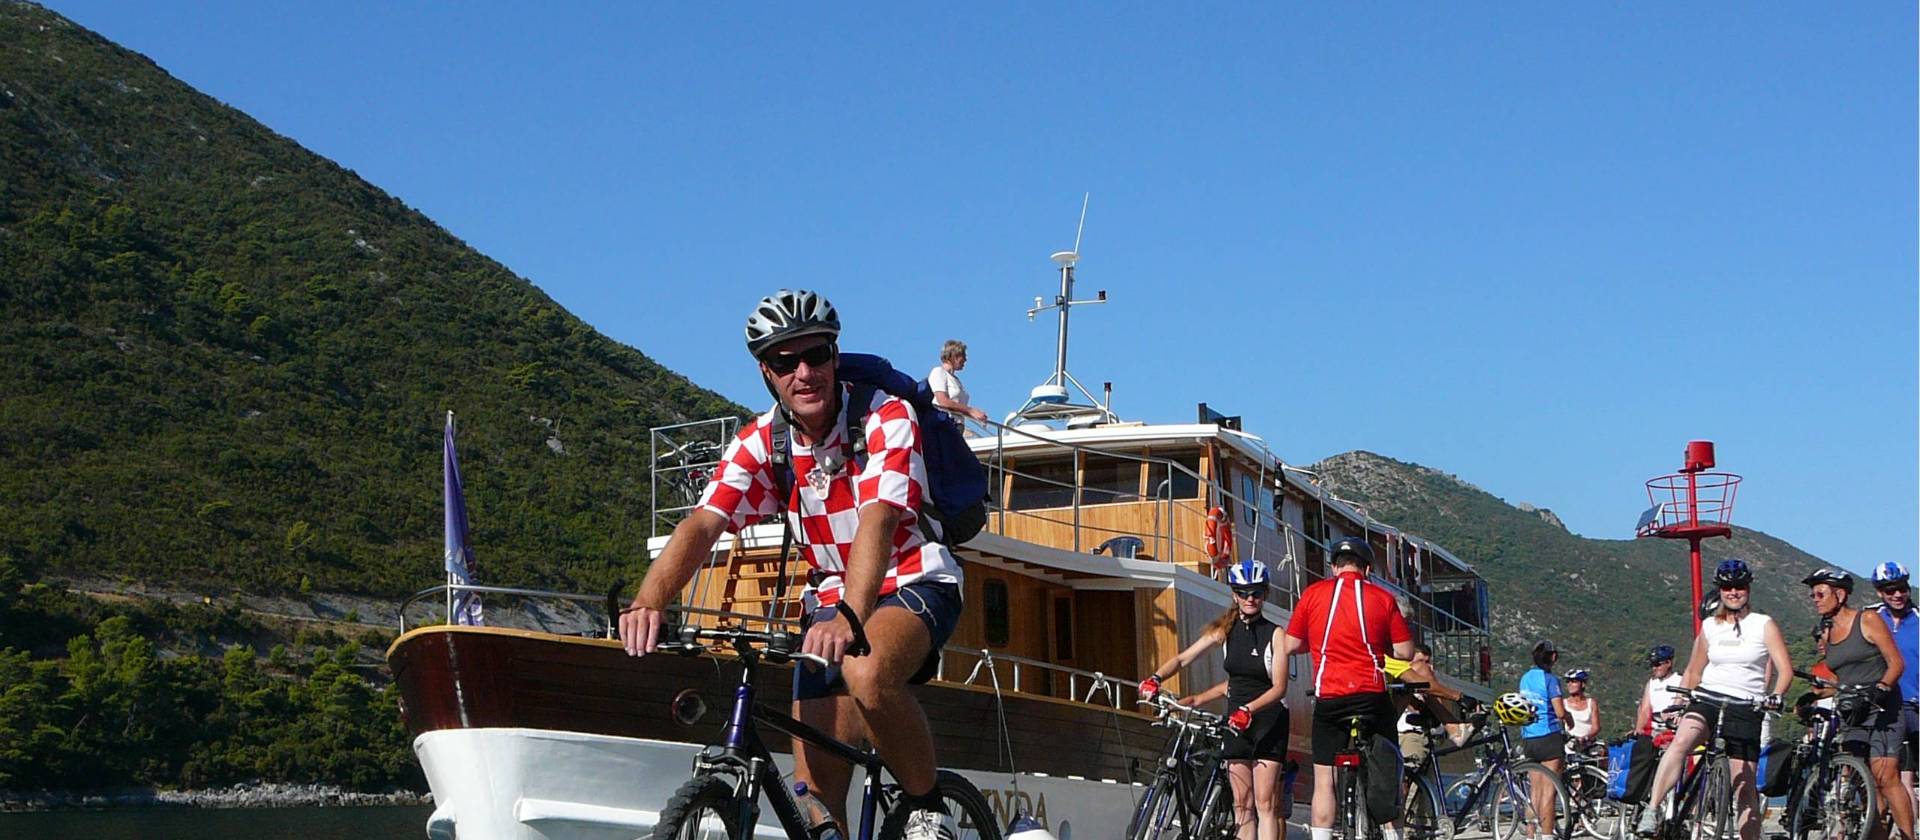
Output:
top-left (1565, 696), bottom-right (1597, 738)
top-left (1645, 673), bottom-right (1684, 730)
top-left (1698, 612), bottom-right (1774, 700)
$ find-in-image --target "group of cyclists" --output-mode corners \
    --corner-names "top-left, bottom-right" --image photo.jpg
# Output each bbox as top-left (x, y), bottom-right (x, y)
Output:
top-left (617, 288), bottom-right (1919, 840)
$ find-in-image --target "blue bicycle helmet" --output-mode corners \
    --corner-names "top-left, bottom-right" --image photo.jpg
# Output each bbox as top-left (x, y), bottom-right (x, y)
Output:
top-left (1647, 644), bottom-right (1675, 666)
top-left (1227, 559), bottom-right (1270, 588)
top-left (1564, 669), bottom-right (1590, 683)
top-left (1872, 561), bottom-right (1909, 587)
top-left (1713, 558), bottom-right (1753, 588)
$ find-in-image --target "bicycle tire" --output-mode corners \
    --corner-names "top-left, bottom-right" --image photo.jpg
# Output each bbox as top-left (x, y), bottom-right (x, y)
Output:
top-left (1444, 773), bottom-right (1504, 836)
top-left (1128, 773), bottom-right (1182, 840)
top-left (1565, 764), bottom-right (1620, 840)
top-left (1507, 761), bottom-right (1577, 840)
top-left (880, 769), bottom-right (1005, 840)
top-left (1786, 755), bottom-right (1877, 840)
top-left (1192, 775), bottom-right (1237, 840)
top-left (653, 775), bottom-right (744, 840)
top-left (1403, 771), bottom-right (1454, 840)
top-left (1681, 755), bottom-right (1731, 840)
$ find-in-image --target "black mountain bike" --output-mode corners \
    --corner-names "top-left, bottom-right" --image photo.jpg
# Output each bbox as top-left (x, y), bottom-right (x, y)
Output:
top-left (1402, 700), bottom-right (1575, 840)
top-left (650, 624), bottom-right (1001, 840)
top-left (1561, 738), bottom-right (1623, 840)
top-left (1126, 693), bottom-right (1236, 840)
top-left (1780, 671), bottom-right (1877, 840)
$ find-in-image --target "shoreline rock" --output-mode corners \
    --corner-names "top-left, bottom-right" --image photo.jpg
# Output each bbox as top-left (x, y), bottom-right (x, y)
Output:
top-left (0, 782), bottom-right (430, 812)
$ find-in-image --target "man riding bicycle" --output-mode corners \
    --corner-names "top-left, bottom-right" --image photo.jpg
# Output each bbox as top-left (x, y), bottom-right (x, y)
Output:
top-left (620, 290), bottom-right (964, 840)
top-left (1281, 536), bottom-right (1415, 840)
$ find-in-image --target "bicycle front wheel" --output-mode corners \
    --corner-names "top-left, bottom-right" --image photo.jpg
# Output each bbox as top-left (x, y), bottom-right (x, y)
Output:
top-left (653, 775), bottom-right (745, 840)
top-left (1565, 764), bottom-right (1621, 840)
top-left (1786, 756), bottom-right (1877, 840)
top-left (1403, 771), bottom-right (1454, 840)
top-left (1683, 756), bottom-right (1732, 840)
top-left (881, 769), bottom-right (1005, 840)
top-left (1127, 773), bottom-right (1183, 840)
top-left (1444, 773), bottom-right (1504, 836)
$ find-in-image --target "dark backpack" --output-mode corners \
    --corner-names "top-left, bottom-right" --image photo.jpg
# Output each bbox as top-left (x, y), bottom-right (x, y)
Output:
top-left (767, 352), bottom-right (989, 546)
top-left (1757, 739), bottom-right (1796, 796)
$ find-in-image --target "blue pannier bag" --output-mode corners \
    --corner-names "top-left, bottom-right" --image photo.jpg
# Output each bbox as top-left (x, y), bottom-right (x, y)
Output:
top-left (1605, 735), bottom-right (1656, 802)
top-left (1757, 739), bottom-right (1795, 796)
top-left (768, 352), bottom-right (989, 545)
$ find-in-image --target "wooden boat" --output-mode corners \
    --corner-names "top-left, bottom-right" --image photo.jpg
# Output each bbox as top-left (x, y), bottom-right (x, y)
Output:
top-left (387, 252), bottom-right (1495, 839)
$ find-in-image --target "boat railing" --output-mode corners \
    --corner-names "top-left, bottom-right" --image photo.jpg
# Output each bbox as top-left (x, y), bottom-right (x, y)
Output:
top-left (935, 646), bottom-right (1139, 710)
top-left (398, 583), bottom-right (799, 636)
top-left (976, 419), bottom-right (1491, 661)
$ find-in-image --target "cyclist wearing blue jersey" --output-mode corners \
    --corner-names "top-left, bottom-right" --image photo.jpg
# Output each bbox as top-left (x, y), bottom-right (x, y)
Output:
top-left (1518, 640), bottom-right (1571, 836)
top-left (1870, 561), bottom-right (1918, 812)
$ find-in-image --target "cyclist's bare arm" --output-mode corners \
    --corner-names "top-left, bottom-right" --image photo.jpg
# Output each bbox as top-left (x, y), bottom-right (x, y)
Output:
top-left (1400, 658), bottom-right (1462, 703)
top-left (1391, 639), bottom-right (1415, 661)
top-left (1763, 619), bottom-right (1795, 696)
top-left (1182, 680), bottom-right (1230, 708)
top-left (1857, 610), bottom-right (1904, 689)
top-left (622, 509), bottom-right (729, 655)
top-left (1148, 627), bottom-right (1228, 691)
top-left (800, 503), bottom-right (900, 664)
top-left (1241, 639), bottom-right (1291, 715)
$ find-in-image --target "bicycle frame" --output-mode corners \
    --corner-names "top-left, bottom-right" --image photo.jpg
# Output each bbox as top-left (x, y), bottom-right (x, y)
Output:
top-left (1422, 717), bottom-right (1528, 834)
top-left (682, 633), bottom-right (894, 840)
top-left (1132, 697), bottom-right (1233, 840)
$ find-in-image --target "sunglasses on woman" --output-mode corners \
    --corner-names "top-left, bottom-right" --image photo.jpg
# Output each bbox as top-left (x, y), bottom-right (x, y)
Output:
top-left (1232, 587), bottom-right (1266, 600)
top-left (762, 343), bottom-right (836, 375)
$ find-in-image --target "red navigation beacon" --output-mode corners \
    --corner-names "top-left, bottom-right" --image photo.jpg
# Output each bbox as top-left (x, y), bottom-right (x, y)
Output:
top-left (1636, 440), bottom-right (1742, 636)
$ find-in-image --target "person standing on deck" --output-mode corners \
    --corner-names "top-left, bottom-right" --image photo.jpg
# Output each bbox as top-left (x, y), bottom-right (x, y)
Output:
top-left (1279, 536), bottom-right (1416, 840)
top-left (620, 290), bottom-right (965, 840)
top-left (926, 339), bottom-right (987, 433)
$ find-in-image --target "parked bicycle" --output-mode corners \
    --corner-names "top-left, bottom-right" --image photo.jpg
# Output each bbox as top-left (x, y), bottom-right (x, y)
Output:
top-left (1402, 694), bottom-right (1575, 840)
top-left (1126, 693), bottom-right (1236, 840)
top-left (1628, 686), bottom-right (1764, 840)
top-left (1780, 670), bottom-right (1878, 840)
top-left (650, 623), bottom-right (1001, 840)
top-left (1561, 738), bottom-right (1624, 840)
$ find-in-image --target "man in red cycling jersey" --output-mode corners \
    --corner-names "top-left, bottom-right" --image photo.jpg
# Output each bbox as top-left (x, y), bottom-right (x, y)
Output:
top-left (619, 290), bottom-right (964, 840)
top-left (1282, 536), bottom-right (1416, 840)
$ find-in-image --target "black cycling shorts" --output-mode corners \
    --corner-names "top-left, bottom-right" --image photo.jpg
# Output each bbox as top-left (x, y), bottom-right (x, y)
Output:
top-left (1223, 701), bottom-right (1290, 762)
top-left (1522, 731), bottom-right (1568, 763)
top-left (1311, 693), bottom-right (1396, 766)
top-left (1684, 698), bottom-right (1761, 761)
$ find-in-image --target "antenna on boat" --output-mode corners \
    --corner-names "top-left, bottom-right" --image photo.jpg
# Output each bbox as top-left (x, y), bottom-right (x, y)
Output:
top-left (1009, 194), bottom-right (1120, 428)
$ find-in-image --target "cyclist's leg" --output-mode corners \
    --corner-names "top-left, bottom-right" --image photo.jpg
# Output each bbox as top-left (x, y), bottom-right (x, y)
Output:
top-left (1725, 757), bottom-right (1757, 840)
top-left (838, 581), bottom-right (963, 806)
top-left (1253, 759), bottom-right (1285, 840)
top-left (1311, 764), bottom-right (1338, 833)
top-left (1309, 698), bottom-right (1347, 833)
top-left (1639, 712), bottom-right (1710, 832)
top-left (1226, 760), bottom-right (1255, 840)
top-left (1869, 755), bottom-right (1912, 840)
top-left (794, 604), bottom-right (861, 830)
top-left (1531, 756), bottom-right (1564, 838)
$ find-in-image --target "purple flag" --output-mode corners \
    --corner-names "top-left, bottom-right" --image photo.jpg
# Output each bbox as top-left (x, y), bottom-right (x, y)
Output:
top-left (444, 412), bottom-right (484, 626)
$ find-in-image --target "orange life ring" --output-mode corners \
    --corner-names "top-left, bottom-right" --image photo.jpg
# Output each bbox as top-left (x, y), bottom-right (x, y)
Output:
top-left (1204, 507), bottom-right (1235, 566)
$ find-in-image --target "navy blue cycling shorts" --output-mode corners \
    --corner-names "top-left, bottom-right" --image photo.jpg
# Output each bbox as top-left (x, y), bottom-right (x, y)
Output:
top-left (793, 581), bottom-right (963, 702)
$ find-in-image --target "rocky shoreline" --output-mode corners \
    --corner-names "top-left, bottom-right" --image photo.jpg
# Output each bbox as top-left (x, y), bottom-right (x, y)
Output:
top-left (0, 782), bottom-right (430, 812)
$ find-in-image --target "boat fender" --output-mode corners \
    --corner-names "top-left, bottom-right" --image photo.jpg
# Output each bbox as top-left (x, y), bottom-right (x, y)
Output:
top-left (1007, 814), bottom-right (1058, 840)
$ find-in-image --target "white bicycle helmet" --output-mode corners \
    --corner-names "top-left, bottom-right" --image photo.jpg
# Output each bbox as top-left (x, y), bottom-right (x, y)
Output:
top-left (744, 289), bottom-right (840, 358)
top-left (1227, 559), bottom-right (1270, 588)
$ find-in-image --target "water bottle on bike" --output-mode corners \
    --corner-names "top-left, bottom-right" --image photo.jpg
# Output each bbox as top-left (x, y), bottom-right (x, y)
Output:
top-left (793, 781), bottom-right (845, 840)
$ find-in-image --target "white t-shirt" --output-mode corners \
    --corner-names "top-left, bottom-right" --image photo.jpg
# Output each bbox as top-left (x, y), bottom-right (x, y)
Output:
top-left (1644, 673), bottom-right (1684, 729)
top-left (1565, 696), bottom-right (1597, 738)
top-left (1699, 612), bottom-right (1774, 700)
top-left (927, 365), bottom-right (969, 409)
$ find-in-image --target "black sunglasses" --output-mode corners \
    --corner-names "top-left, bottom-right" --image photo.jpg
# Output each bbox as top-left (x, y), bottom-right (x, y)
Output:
top-left (762, 343), bottom-right (836, 375)
top-left (1231, 587), bottom-right (1266, 599)
top-left (1878, 584), bottom-right (1910, 595)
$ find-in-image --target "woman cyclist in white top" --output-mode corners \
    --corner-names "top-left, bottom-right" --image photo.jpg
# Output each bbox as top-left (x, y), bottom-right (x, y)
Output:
top-left (1636, 559), bottom-right (1792, 840)
top-left (1562, 669), bottom-right (1600, 751)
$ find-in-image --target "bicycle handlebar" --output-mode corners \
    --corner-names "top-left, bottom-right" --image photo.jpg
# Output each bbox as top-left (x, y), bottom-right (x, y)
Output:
top-left (657, 623), bottom-right (835, 670)
top-left (1792, 669), bottom-right (1837, 690)
top-left (1138, 692), bottom-right (1228, 727)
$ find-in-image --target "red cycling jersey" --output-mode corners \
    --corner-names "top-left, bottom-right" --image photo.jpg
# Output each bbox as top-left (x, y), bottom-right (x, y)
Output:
top-left (1285, 570), bottom-right (1412, 698)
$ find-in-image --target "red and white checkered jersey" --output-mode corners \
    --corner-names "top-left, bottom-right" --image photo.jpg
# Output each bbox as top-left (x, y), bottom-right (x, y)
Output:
top-left (697, 386), bottom-right (962, 607)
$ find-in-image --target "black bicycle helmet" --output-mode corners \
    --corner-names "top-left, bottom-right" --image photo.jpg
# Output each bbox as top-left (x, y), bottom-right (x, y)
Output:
top-left (744, 289), bottom-right (840, 359)
top-left (1329, 535), bottom-right (1374, 568)
top-left (1713, 558), bottom-right (1753, 588)
top-left (1801, 568), bottom-right (1854, 592)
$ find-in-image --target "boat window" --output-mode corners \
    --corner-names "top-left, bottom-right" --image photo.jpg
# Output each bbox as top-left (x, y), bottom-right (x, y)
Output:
top-left (984, 579), bottom-right (1011, 647)
top-left (1081, 454), bottom-right (1142, 504)
top-left (1052, 594), bottom-right (1073, 660)
top-left (1008, 458), bottom-right (1077, 510)
top-left (1149, 452), bottom-right (1201, 500)
top-left (1240, 474), bottom-right (1258, 527)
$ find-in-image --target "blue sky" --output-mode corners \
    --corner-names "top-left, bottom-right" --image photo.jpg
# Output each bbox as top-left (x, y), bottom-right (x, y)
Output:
top-left (49, 2), bottom-right (1916, 572)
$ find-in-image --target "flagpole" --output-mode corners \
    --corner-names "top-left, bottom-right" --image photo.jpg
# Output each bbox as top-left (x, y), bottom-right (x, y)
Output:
top-left (446, 411), bottom-right (455, 624)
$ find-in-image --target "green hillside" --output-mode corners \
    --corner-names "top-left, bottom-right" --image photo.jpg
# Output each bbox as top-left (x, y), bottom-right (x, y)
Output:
top-left (0, 1), bottom-right (744, 599)
top-left (1313, 450), bottom-right (1831, 722)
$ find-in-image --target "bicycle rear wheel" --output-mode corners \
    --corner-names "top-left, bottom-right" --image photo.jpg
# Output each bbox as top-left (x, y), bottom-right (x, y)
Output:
top-left (1444, 773), bottom-right (1504, 836)
top-left (1565, 764), bottom-right (1621, 840)
top-left (881, 770), bottom-right (1005, 840)
top-left (653, 775), bottom-right (744, 840)
top-left (1505, 761), bottom-right (1577, 840)
top-left (1786, 756), bottom-right (1876, 840)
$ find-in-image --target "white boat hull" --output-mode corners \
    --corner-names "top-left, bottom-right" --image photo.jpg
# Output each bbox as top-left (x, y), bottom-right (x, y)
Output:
top-left (415, 727), bottom-right (1139, 840)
